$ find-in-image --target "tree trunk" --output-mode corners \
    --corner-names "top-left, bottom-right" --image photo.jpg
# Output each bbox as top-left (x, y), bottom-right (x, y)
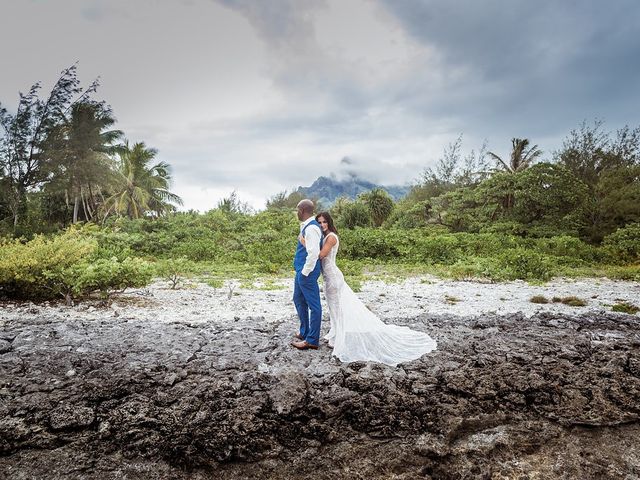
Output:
top-left (81, 187), bottom-right (92, 221)
top-left (73, 195), bottom-right (80, 224)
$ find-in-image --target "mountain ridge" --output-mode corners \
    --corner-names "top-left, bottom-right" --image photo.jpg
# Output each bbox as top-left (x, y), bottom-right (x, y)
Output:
top-left (297, 175), bottom-right (410, 206)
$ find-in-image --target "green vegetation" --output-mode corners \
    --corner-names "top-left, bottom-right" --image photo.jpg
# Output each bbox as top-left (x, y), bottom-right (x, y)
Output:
top-left (530, 295), bottom-right (549, 304)
top-left (1, 68), bottom-right (639, 303)
top-left (0, 65), bottom-right (182, 236)
top-left (0, 229), bottom-right (152, 303)
top-left (552, 296), bottom-right (588, 307)
top-left (611, 301), bottom-right (640, 314)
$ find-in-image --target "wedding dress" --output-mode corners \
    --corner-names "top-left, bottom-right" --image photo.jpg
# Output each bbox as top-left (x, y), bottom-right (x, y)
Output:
top-left (321, 233), bottom-right (437, 366)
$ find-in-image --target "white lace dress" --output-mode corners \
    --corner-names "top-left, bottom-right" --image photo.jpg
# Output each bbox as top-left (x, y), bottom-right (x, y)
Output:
top-left (321, 232), bottom-right (437, 366)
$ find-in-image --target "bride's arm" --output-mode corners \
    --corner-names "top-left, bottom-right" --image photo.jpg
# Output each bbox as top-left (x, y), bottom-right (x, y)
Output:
top-left (318, 234), bottom-right (337, 259)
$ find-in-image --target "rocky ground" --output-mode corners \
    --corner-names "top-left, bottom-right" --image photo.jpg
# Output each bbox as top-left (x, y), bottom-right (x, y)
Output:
top-left (1, 278), bottom-right (639, 479)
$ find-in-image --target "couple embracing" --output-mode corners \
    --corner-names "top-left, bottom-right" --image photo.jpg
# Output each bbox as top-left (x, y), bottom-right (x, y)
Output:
top-left (291, 199), bottom-right (437, 366)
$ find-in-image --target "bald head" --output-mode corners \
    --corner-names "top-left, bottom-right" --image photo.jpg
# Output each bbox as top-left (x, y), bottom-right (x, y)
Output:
top-left (296, 199), bottom-right (315, 221)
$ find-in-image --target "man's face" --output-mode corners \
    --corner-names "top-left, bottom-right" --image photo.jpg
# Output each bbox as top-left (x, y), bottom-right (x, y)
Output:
top-left (296, 206), bottom-right (304, 221)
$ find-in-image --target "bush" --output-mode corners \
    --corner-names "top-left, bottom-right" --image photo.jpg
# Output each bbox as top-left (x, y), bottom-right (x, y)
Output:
top-left (611, 301), bottom-right (639, 314)
top-left (338, 201), bottom-right (371, 229)
top-left (602, 223), bottom-right (640, 264)
top-left (534, 235), bottom-right (601, 264)
top-left (530, 295), bottom-right (549, 304)
top-left (495, 248), bottom-right (555, 281)
top-left (445, 257), bottom-right (495, 280)
top-left (171, 237), bottom-right (220, 261)
top-left (411, 235), bottom-right (461, 265)
top-left (67, 257), bottom-right (153, 300)
top-left (0, 231), bottom-right (96, 300)
top-left (155, 257), bottom-right (198, 289)
top-left (340, 229), bottom-right (407, 260)
top-left (0, 229), bottom-right (153, 302)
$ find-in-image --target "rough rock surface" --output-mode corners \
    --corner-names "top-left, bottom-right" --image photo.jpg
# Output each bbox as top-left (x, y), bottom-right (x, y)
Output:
top-left (1, 310), bottom-right (639, 479)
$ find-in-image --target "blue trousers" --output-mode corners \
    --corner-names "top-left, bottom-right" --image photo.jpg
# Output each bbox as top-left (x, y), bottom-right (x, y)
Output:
top-left (293, 269), bottom-right (322, 346)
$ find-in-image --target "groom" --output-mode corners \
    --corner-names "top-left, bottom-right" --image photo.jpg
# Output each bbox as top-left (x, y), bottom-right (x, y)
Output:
top-left (291, 199), bottom-right (322, 350)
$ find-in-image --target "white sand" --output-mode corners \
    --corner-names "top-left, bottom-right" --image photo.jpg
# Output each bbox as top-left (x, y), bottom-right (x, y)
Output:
top-left (1, 276), bottom-right (638, 325)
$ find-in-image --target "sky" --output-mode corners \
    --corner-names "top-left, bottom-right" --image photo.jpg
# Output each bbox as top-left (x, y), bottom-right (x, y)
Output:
top-left (1, 0), bottom-right (639, 210)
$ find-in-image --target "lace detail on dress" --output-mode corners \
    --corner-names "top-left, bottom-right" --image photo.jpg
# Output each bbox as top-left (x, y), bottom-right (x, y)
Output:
top-left (321, 232), bottom-right (436, 366)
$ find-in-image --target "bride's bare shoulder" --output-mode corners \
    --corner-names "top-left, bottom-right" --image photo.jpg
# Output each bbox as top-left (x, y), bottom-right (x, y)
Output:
top-left (325, 232), bottom-right (339, 243)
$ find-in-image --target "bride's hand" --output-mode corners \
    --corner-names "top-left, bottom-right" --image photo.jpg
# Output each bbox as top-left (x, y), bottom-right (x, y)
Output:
top-left (298, 234), bottom-right (306, 246)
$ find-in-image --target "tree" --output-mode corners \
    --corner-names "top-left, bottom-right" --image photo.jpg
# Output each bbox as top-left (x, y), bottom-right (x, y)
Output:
top-left (555, 121), bottom-right (640, 241)
top-left (410, 135), bottom-right (489, 203)
top-left (266, 190), bottom-right (305, 210)
top-left (104, 142), bottom-right (182, 219)
top-left (509, 163), bottom-right (588, 236)
top-left (333, 198), bottom-right (370, 229)
top-left (216, 191), bottom-right (253, 215)
top-left (488, 138), bottom-right (542, 174)
top-left (265, 189), bottom-right (324, 212)
top-left (430, 163), bottom-right (589, 236)
top-left (0, 65), bottom-right (98, 227)
top-left (45, 102), bottom-right (123, 223)
top-left (360, 188), bottom-right (394, 227)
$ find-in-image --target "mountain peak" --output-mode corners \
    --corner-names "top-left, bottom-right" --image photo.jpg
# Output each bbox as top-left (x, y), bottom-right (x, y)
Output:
top-left (297, 175), bottom-right (409, 206)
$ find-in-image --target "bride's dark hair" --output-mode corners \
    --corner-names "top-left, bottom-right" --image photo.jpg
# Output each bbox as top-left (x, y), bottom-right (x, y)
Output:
top-left (316, 211), bottom-right (338, 235)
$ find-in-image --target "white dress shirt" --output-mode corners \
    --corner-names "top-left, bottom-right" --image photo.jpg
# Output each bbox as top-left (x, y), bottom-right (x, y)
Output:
top-left (300, 217), bottom-right (322, 276)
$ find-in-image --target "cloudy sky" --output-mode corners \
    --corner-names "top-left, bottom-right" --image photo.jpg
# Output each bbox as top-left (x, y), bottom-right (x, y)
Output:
top-left (1, 0), bottom-right (639, 210)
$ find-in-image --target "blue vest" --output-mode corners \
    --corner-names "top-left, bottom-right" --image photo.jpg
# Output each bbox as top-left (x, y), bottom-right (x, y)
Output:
top-left (293, 219), bottom-right (322, 273)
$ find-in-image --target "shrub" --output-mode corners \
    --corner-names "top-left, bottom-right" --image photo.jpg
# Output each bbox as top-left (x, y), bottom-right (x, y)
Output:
top-left (338, 201), bottom-right (371, 229)
top-left (0, 229), bottom-right (153, 302)
top-left (562, 296), bottom-right (587, 307)
top-left (411, 234), bottom-right (461, 265)
top-left (495, 248), bottom-right (555, 281)
top-left (171, 237), bottom-right (220, 262)
top-left (67, 257), bottom-right (153, 300)
top-left (155, 257), bottom-right (198, 289)
top-left (602, 223), bottom-right (640, 264)
top-left (0, 231), bottom-right (96, 300)
top-left (535, 235), bottom-right (600, 263)
top-left (445, 257), bottom-right (495, 280)
top-left (340, 229), bottom-right (407, 260)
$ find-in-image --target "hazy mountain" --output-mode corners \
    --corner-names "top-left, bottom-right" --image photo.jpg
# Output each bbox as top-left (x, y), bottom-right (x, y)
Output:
top-left (297, 175), bottom-right (410, 206)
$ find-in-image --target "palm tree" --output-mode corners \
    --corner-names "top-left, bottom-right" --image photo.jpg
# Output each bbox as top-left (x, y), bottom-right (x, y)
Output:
top-left (104, 141), bottom-right (182, 219)
top-left (488, 138), bottom-right (542, 174)
top-left (46, 102), bottom-right (123, 223)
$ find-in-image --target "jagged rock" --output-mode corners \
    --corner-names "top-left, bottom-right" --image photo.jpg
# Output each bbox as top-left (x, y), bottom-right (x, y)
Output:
top-left (0, 339), bottom-right (11, 354)
top-left (49, 405), bottom-right (95, 430)
top-left (0, 312), bottom-right (639, 479)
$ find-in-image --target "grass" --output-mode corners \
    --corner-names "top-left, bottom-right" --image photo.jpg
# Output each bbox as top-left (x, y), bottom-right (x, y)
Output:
top-left (611, 301), bottom-right (639, 314)
top-left (552, 296), bottom-right (587, 307)
top-left (155, 259), bottom-right (638, 293)
top-left (530, 295), bottom-right (549, 304)
top-left (557, 264), bottom-right (640, 282)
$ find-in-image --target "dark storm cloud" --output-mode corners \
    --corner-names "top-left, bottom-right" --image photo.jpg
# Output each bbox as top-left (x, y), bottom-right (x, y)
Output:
top-left (213, 0), bottom-right (375, 111)
top-left (378, 0), bottom-right (640, 139)
top-left (212, 0), bottom-right (640, 165)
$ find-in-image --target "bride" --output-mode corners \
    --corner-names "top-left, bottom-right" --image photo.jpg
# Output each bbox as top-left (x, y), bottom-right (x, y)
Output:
top-left (301, 211), bottom-right (437, 366)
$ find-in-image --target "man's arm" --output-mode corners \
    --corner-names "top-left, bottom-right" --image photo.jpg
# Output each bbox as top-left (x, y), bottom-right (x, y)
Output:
top-left (301, 224), bottom-right (321, 276)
